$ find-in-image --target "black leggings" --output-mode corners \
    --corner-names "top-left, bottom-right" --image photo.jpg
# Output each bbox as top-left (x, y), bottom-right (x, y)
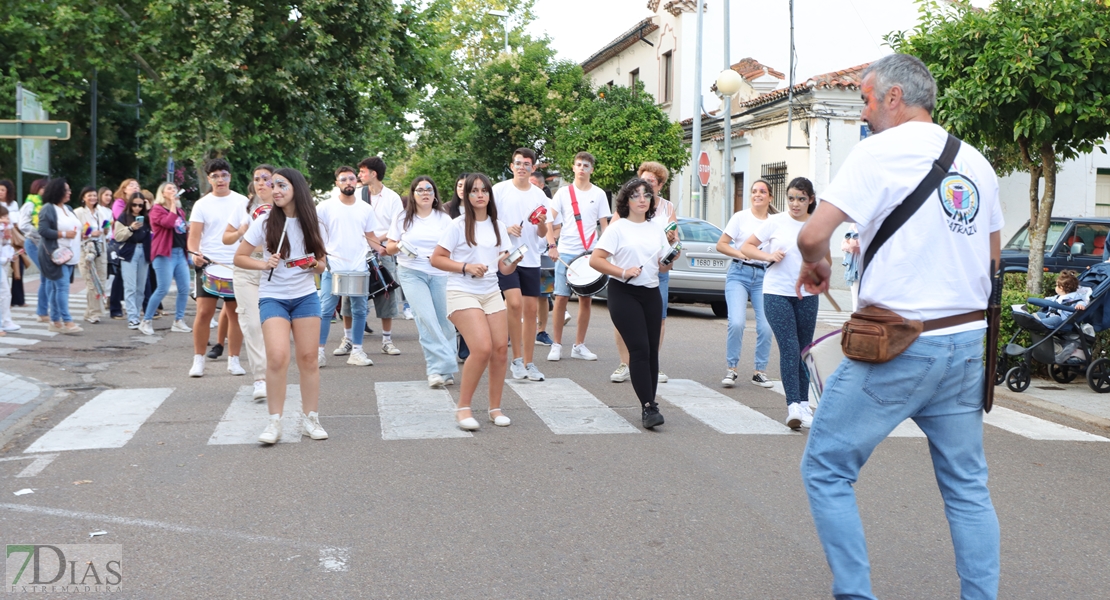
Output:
top-left (607, 279), bottom-right (662, 407)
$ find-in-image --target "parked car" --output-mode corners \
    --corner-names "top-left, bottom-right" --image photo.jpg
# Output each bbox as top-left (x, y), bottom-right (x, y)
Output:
top-left (1001, 217), bottom-right (1110, 274)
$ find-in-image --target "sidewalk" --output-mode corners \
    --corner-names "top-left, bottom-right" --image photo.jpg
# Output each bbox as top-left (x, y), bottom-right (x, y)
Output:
top-left (0, 370), bottom-right (55, 445)
top-left (994, 380), bottom-right (1110, 430)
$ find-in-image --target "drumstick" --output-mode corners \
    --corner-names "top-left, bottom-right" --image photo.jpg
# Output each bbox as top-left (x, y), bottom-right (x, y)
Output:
top-left (187, 250), bottom-right (223, 267)
top-left (269, 223), bottom-right (287, 282)
top-left (624, 266), bottom-right (642, 283)
top-left (823, 291), bottom-right (842, 312)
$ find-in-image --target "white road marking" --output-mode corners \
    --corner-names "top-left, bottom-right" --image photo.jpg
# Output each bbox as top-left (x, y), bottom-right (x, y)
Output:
top-left (209, 385), bottom-right (303, 445)
top-left (984, 406), bottom-right (1109, 442)
top-left (658, 379), bottom-right (793, 435)
top-left (375, 381), bottom-right (472, 440)
top-left (319, 548), bottom-right (350, 572)
top-left (5, 327), bottom-right (58, 337)
top-left (506, 378), bottom-right (639, 435)
top-left (0, 336), bottom-right (39, 346)
top-left (24, 388), bottom-right (175, 453)
top-left (0, 453), bottom-right (59, 477)
top-left (768, 380), bottom-right (926, 437)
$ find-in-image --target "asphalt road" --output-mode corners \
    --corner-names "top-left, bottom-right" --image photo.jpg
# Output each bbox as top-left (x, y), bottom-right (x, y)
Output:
top-left (2, 295), bottom-right (1108, 598)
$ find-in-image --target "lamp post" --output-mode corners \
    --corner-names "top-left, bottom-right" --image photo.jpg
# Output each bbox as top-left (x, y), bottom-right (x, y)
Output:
top-left (716, 68), bottom-right (742, 227)
top-left (487, 9), bottom-right (510, 54)
top-left (689, 0), bottom-right (705, 220)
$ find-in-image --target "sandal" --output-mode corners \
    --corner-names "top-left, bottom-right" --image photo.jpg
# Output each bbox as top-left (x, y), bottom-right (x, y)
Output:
top-left (456, 406), bottom-right (479, 431)
top-left (488, 408), bottom-right (511, 427)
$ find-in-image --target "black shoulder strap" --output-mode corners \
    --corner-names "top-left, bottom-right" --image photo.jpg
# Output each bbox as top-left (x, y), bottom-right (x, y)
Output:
top-left (360, 186), bottom-right (370, 204)
top-left (860, 133), bottom-right (961, 279)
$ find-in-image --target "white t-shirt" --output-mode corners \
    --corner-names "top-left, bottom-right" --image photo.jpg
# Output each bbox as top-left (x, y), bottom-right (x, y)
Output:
top-left (243, 213), bottom-right (325, 300)
top-left (75, 205), bottom-right (112, 240)
top-left (362, 186), bottom-right (404, 239)
top-left (649, 198), bottom-right (675, 227)
top-left (595, 218), bottom-right (670, 288)
top-left (492, 179), bottom-right (549, 268)
top-left (316, 196), bottom-right (378, 272)
top-left (388, 209), bottom-right (452, 276)
top-left (437, 216), bottom-right (510, 295)
top-left (55, 205), bottom-right (82, 265)
top-left (723, 209), bottom-right (771, 263)
top-left (550, 183), bottom-right (612, 256)
top-left (228, 200), bottom-right (269, 260)
top-left (190, 191), bottom-right (248, 265)
top-left (754, 213), bottom-right (811, 297)
top-left (821, 121), bottom-right (1002, 330)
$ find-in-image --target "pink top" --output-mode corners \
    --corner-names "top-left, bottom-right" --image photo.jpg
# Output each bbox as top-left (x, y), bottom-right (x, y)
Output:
top-left (149, 204), bottom-right (186, 259)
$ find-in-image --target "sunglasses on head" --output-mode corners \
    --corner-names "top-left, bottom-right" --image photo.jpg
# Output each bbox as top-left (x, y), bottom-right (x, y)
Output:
top-left (131, 203), bottom-right (144, 208)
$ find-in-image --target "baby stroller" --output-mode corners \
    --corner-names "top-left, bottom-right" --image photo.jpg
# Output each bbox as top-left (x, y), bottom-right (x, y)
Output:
top-left (1000, 262), bottom-right (1110, 393)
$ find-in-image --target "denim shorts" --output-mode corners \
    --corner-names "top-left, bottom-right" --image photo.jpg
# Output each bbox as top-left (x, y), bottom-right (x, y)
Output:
top-left (259, 292), bottom-right (322, 323)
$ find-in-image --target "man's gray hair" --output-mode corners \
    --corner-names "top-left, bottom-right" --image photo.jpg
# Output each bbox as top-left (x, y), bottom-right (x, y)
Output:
top-left (861, 54), bottom-right (937, 114)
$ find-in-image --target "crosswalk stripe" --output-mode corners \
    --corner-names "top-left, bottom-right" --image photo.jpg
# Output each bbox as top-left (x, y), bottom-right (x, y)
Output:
top-left (208, 386), bottom-right (303, 445)
top-left (5, 328), bottom-right (57, 338)
top-left (24, 388), bottom-right (175, 453)
top-left (658, 379), bottom-right (793, 434)
top-left (0, 336), bottom-right (39, 346)
top-left (375, 381), bottom-right (472, 440)
top-left (505, 378), bottom-right (639, 435)
top-left (768, 381), bottom-right (926, 437)
top-left (984, 406), bottom-right (1109, 442)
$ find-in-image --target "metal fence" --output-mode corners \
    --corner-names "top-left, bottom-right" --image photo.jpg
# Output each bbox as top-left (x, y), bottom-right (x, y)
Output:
top-left (761, 161), bottom-right (788, 214)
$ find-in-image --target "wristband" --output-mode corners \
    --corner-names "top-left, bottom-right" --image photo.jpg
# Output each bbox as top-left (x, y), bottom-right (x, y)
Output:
top-left (461, 262), bottom-right (467, 275)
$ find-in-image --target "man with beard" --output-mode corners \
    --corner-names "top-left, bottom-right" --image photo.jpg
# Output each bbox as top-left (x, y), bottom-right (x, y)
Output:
top-left (317, 166), bottom-right (381, 367)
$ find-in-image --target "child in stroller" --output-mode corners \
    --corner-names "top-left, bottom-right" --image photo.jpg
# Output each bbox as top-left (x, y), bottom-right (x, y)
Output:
top-left (1032, 270), bottom-right (1090, 333)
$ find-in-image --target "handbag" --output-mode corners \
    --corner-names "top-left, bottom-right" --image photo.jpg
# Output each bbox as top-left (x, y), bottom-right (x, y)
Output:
top-left (51, 246), bottom-right (74, 265)
top-left (840, 133), bottom-right (962, 363)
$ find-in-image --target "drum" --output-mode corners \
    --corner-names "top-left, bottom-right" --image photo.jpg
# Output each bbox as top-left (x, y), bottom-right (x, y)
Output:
top-left (285, 255), bottom-right (315, 269)
top-left (331, 271), bottom-right (371, 297)
top-left (399, 240), bottom-right (420, 259)
top-left (366, 251), bottom-right (399, 298)
top-left (528, 205), bottom-right (547, 225)
top-left (503, 244), bottom-right (529, 266)
top-left (252, 204), bottom-right (271, 220)
top-left (202, 265), bottom-right (235, 299)
top-left (565, 252), bottom-right (608, 297)
top-left (661, 242), bottom-right (682, 266)
top-left (801, 330), bottom-right (846, 408)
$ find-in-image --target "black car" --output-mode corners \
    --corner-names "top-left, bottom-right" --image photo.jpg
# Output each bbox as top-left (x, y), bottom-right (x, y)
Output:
top-left (1001, 217), bottom-right (1110, 273)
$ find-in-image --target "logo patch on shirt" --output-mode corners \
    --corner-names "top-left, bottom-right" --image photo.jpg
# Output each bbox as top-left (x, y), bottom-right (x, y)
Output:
top-left (936, 172), bottom-right (980, 235)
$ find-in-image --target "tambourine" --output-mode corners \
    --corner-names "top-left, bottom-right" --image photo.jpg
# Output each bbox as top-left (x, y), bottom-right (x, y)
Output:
top-left (285, 255), bottom-right (315, 269)
top-left (528, 206), bottom-right (547, 225)
top-left (503, 244), bottom-right (529, 266)
top-left (399, 240), bottom-right (420, 259)
top-left (661, 242), bottom-right (682, 266)
top-left (252, 204), bottom-right (272, 220)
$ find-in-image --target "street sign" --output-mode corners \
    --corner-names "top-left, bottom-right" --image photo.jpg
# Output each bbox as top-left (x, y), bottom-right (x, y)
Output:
top-left (697, 151), bottom-right (711, 187)
top-left (0, 120), bottom-right (71, 140)
top-left (19, 89), bottom-right (50, 175)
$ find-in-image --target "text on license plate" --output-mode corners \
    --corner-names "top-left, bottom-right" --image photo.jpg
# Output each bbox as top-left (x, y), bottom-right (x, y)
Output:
top-left (692, 258), bottom-right (727, 268)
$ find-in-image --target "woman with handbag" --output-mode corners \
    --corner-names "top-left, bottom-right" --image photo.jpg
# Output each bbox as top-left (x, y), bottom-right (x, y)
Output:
top-left (139, 182), bottom-right (193, 337)
top-left (19, 179), bottom-right (48, 321)
top-left (74, 186), bottom-right (111, 323)
top-left (36, 178), bottom-right (83, 334)
top-left (113, 192), bottom-right (152, 329)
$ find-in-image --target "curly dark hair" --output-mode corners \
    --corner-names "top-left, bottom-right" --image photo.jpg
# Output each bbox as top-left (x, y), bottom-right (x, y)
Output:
top-left (787, 176), bottom-right (817, 214)
top-left (614, 178), bottom-right (656, 221)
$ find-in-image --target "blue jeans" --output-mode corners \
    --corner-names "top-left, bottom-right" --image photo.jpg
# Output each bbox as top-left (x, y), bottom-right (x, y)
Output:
top-left (801, 329), bottom-right (999, 600)
top-left (121, 246), bottom-right (149, 323)
top-left (43, 264), bottom-right (74, 323)
top-left (145, 248), bottom-right (191, 321)
top-left (319, 271), bottom-right (368, 346)
top-left (724, 262), bottom-right (771, 370)
top-left (396, 266), bottom-right (457, 377)
top-left (658, 270), bottom-right (670, 319)
top-left (25, 238), bottom-right (49, 317)
top-left (765, 293), bottom-right (819, 405)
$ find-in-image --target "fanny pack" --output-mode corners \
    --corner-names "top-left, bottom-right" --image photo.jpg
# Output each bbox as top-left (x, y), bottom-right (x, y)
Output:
top-left (841, 133), bottom-right (967, 363)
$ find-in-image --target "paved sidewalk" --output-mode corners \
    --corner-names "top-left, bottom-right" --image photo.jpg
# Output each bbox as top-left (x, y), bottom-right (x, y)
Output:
top-left (0, 370), bottom-right (54, 439)
top-left (995, 379), bottom-right (1110, 429)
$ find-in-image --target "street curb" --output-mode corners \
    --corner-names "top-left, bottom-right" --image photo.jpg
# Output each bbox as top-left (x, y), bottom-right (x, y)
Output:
top-left (994, 388), bottom-right (1110, 431)
top-left (0, 369), bottom-right (63, 451)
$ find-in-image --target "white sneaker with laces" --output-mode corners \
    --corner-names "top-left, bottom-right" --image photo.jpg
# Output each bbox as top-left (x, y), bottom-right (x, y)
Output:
top-left (722, 369), bottom-right (739, 388)
top-left (252, 380), bottom-right (267, 400)
top-left (547, 343), bottom-right (562, 361)
top-left (302, 411), bottom-right (328, 440)
top-left (564, 311), bottom-right (572, 325)
top-left (751, 372), bottom-right (774, 388)
top-left (526, 363), bottom-right (545, 381)
top-left (210, 317), bottom-right (218, 329)
top-left (347, 348), bottom-right (374, 366)
top-left (658, 372), bottom-right (668, 383)
top-left (381, 341), bottom-right (401, 355)
top-left (1, 321), bottom-right (21, 332)
top-left (785, 404), bottom-right (803, 430)
top-left (189, 355), bottom-right (205, 377)
top-left (428, 373), bottom-right (447, 388)
top-left (171, 319), bottom-right (192, 333)
top-left (510, 358), bottom-right (527, 380)
top-left (799, 402), bottom-right (814, 428)
top-left (138, 320), bottom-right (155, 336)
top-left (571, 344), bottom-right (597, 360)
top-left (317, 348), bottom-right (327, 368)
top-left (228, 356), bottom-right (246, 376)
top-left (332, 337), bottom-right (353, 356)
top-left (403, 306), bottom-right (414, 320)
top-left (444, 376), bottom-right (455, 386)
top-left (611, 363), bottom-right (630, 383)
top-left (258, 414), bottom-right (282, 444)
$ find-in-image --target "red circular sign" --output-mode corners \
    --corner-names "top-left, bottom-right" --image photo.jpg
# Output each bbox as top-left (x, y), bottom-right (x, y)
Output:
top-left (697, 151), bottom-right (711, 187)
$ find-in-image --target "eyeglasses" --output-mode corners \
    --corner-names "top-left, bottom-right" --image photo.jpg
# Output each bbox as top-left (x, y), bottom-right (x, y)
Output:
top-left (208, 172), bottom-right (231, 181)
top-left (631, 192), bottom-right (654, 201)
top-left (337, 176), bottom-right (358, 184)
top-left (414, 187), bottom-right (435, 194)
top-left (512, 161), bottom-right (532, 168)
top-left (131, 203), bottom-right (145, 208)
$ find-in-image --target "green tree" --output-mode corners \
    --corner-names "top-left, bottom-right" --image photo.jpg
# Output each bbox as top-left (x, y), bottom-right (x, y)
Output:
top-left (891, 0), bottom-right (1110, 294)
top-left (552, 82), bottom-right (688, 193)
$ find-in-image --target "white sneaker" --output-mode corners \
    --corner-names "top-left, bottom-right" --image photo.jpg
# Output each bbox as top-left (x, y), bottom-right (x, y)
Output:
top-left (510, 357), bottom-right (528, 380)
top-left (138, 320), bottom-right (155, 336)
top-left (258, 414), bottom-right (282, 444)
top-left (611, 364), bottom-right (630, 383)
top-left (751, 372), bottom-right (774, 388)
top-left (428, 373), bottom-right (447, 389)
top-left (171, 319), bottom-right (192, 333)
top-left (317, 348), bottom-right (327, 368)
top-left (302, 411), bottom-right (328, 440)
top-left (381, 341), bottom-right (401, 355)
top-left (526, 363), bottom-right (545, 382)
top-left (444, 376), bottom-right (455, 386)
top-left (332, 337), bottom-right (353, 356)
top-left (252, 380), bottom-right (267, 400)
top-left (1, 321), bottom-right (21, 332)
top-left (228, 356), bottom-right (246, 376)
top-left (722, 369), bottom-right (739, 388)
top-left (658, 372), bottom-right (668, 383)
top-left (799, 402), bottom-right (814, 428)
top-left (564, 311), bottom-right (572, 325)
top-left (347, 348), bottom-right (374, 366)
top-left (403, 306), bottom-right (414, 320)
top-left (189, 355), bottom-right (205, 377)
top-left (547, 343), bottom-right (562, 361)
top-left (785, 404), bottom-right (803, 430)
top-left (210, 317), bottom-right (218, 329)
top-left (571, 344), bottom-right (597, 360)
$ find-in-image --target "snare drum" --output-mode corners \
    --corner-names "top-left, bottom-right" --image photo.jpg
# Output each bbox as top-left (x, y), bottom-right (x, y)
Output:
top-left (202, 265), bottom-right (236, 299)
top-left (398, 240), bottom-right (420, 259)
top-left (565, 251), bottom-right (608, 297)
top-left (366, 251), bottom-right (399, 298)
top-left (331, 271), bottom-right (371, 297)
top-left (661, 242), bottom-right (682, 266)
top-left (251, 204), bottom-right (272, 220)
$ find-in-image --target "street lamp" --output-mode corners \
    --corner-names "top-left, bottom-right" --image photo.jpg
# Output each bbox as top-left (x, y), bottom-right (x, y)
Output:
top-left (716, 68), bottom-right (743, 226)
top-left (487, 9), bottom-right (510, 54)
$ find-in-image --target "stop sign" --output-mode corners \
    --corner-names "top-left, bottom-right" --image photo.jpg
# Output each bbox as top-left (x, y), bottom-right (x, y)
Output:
top-left (697, 151), bottom-right (711, 187)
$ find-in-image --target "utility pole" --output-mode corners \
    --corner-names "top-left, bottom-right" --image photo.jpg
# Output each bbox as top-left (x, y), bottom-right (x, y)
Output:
top-left (689, 1), bottom-right (704, 220)
top-left (91, 69), bottom-right (97, 189)
top-left (15, 83), bottom-right (22, 204)
top-left (721, 0), bottom-right (732, 227)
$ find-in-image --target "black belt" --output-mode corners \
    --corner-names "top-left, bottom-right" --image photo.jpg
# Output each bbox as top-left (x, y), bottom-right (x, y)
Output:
top-left (732, 259), bottom-right (766, 269)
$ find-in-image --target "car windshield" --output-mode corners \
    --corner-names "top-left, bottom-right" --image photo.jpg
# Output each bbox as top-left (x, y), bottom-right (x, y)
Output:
top-left (1005, 221), bottom-right (1067, 251)
top-left (678, 220), bottom-right (722, 243)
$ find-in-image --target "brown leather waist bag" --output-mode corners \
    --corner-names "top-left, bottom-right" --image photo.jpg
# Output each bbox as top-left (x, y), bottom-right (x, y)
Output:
top-left (841, 306), bottom-right (984, 363)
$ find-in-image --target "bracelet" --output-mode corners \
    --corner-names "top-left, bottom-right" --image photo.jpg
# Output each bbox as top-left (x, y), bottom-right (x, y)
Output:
top-left (461, 262), bottom-right (467, 275)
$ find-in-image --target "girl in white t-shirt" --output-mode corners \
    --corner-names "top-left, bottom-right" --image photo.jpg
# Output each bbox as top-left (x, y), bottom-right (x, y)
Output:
top-left (431, 173), bottom-right (522, 430)
top-left (589, 178), bottom-right (675, 429)
top-left (742, 177), bottom-right (828, 430)
top-left (235, 168), bottom-right (329, 445)
top-left (385, 176), bottom-right (457, 388)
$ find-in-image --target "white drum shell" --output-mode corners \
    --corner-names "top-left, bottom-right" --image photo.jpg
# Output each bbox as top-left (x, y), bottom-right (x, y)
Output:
top-left (331, 271), bottom-right (371, 296)
top-left (565, 253), bottom-right (608, 296)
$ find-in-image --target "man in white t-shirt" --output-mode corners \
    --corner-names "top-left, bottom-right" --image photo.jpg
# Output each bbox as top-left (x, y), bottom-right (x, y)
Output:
top-left (317, 166), bottom-right (381, 367)
top-left (795, 55), bottom-right (1001, 599)
top-left (187, 158), bottom-right (249, 378)
top-left (357, 156), bottom-right (405, 355)
top-left (494, 148), bottom-right (550, 381)
top-left (545, 151), bottom-right (611, 361)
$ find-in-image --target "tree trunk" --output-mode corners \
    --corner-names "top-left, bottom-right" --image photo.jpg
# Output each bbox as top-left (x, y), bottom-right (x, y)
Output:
top-left (1019, 138), bottom-right (1048, 296)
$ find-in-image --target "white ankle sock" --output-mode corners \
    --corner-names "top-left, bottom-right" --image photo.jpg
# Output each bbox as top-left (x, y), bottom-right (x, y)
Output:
top-left (344, 328), bottom-right (352, 338)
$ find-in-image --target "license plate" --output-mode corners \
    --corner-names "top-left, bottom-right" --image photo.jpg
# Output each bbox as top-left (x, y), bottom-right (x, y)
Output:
top-left (692, 258), bottom-right (727, 268)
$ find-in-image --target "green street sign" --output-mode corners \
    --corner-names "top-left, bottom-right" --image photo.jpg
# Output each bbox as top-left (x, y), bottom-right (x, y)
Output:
top-left (0, 120), bottom-right (71, 140)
